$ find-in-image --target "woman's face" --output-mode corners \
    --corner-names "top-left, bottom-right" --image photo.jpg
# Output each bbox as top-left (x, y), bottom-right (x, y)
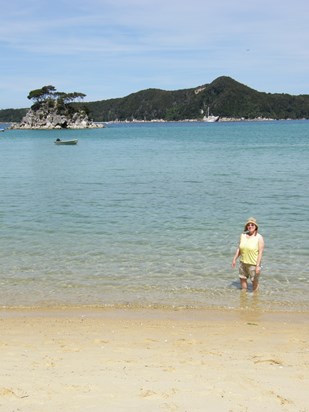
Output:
top-left (246, 223), bottom-right (256, 234)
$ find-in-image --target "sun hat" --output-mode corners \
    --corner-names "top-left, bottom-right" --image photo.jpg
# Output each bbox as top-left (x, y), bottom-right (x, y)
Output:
top-left (244, 217), bottom-right (258, 230)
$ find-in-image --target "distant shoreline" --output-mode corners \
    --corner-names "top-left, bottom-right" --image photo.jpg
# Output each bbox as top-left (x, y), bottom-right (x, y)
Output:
top-left (2, 118), bottom-right (308, 128)
top-left (103, 117), bottom-right (297, 124)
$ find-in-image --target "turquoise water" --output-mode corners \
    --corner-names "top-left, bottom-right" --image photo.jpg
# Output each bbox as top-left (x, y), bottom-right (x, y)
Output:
top-left (1, 121), bottom-right (308, 311)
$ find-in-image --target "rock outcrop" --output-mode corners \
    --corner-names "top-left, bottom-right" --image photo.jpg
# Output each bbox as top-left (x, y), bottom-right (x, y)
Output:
top-left (10, 101), bottom-right (104, 129)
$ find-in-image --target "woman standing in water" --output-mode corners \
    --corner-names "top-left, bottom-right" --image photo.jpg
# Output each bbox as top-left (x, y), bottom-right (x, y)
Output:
top-left (232, 218), bottom-right (265, 291)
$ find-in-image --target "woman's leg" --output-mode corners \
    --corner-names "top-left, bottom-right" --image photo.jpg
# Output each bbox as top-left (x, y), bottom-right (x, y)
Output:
top-left (239, 262), bottom-right (248, 290)
top-left (240, 278), bottom-right (248, 290)
top-left (252, 276), bottom-right (259, 292)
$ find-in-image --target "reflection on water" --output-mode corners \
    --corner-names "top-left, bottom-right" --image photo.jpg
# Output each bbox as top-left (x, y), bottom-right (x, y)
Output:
top-left (239, 290), bottom-right (261, 310)
top-left (238, 290), bottom-right (263, 322)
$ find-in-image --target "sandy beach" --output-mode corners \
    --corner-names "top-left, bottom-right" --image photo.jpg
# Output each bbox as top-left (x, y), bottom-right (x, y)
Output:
top-left (0, 307), bottom-right (308, 412)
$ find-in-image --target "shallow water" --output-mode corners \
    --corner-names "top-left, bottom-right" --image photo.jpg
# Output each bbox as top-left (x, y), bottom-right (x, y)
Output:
top-left (1, 121), bottom-right (308, 311)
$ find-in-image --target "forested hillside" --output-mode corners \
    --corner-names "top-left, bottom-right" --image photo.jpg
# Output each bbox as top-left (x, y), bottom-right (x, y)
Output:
top-left (1, 76), bottom-right (309, 122)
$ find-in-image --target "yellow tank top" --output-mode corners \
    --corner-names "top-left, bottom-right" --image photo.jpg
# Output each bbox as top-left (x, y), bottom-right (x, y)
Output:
top-left (239, 233), bottom-right (261, 265)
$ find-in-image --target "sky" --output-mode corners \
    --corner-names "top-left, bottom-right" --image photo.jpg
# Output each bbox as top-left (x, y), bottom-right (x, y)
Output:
top-left (1, 0), bottom-right (308, 108)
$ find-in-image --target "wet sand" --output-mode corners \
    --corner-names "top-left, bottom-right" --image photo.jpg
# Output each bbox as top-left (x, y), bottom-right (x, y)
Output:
top-left (1, 307), bottom-right (308, 411)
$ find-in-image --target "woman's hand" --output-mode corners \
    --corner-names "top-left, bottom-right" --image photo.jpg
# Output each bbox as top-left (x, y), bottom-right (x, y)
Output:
top-left (232, 247), bottom-right (240, 268)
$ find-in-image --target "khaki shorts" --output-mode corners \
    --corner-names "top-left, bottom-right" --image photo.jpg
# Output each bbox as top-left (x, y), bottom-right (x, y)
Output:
top-left (239, 261), bottom-right (259, 282)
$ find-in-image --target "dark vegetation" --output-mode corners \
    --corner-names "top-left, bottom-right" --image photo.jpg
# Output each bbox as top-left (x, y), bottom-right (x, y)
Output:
top-left (1, 77), bottom-right (309, 122)
top-left (27, 85), bottom-right (88, 116)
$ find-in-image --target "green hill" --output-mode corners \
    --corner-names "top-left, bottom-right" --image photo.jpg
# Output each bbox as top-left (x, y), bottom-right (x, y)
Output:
top-left (0, 108), bottom-right (28, 123)
top-left (1, 76), bottom-right (309, 122)
top-left (81, 76), bottom-right (309, 121)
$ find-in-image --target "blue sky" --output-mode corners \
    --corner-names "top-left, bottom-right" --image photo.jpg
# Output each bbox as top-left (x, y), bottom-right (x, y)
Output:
top-left (1, 0), bottom-right (308, 108)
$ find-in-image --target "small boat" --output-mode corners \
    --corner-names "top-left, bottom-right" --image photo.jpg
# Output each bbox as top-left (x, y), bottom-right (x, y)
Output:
top-left (203, 107), bottom-right (219, 123)
top-left (54, 139), bottom-right (78, 145)
top-left (0, 128), bottom-right (5, 132)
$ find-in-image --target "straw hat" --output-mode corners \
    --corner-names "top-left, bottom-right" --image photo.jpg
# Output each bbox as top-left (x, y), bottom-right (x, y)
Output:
top-left (244, 217), bottom-right (258, 231)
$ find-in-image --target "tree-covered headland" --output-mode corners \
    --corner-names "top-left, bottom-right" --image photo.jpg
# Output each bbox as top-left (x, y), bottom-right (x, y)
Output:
top-left (1, 77), bottom-right (309, 123)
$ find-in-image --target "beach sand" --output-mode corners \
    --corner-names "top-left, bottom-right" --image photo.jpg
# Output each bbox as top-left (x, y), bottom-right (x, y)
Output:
top-left (0, 307), bottom-right (308, 412)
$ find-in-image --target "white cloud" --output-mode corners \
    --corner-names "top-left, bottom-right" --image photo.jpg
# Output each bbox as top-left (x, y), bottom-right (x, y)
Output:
top-left (0, 0), bottom-right (308, 107)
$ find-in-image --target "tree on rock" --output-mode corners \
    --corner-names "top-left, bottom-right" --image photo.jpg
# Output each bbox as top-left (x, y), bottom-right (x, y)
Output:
top-left (27, 86), bottom-right (86, 110)
top-left (9, 85), bottom-right (105, 129)
top-left (27, 86), bottom-right (57, 104)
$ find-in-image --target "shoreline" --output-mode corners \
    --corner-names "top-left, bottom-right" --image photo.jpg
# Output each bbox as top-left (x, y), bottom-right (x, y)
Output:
top-left (2, 305), bottom-right (309, 322)
top-left (1, 306), bottom-right (308, 411)
top-left (1, 289), bottom-right (309, 314)
top-left (2, 118), bottom-right (308, 129)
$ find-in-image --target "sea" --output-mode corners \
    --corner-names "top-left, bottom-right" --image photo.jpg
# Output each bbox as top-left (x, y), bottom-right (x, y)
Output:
top-left (0, 121), bottom-right (308, 312)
